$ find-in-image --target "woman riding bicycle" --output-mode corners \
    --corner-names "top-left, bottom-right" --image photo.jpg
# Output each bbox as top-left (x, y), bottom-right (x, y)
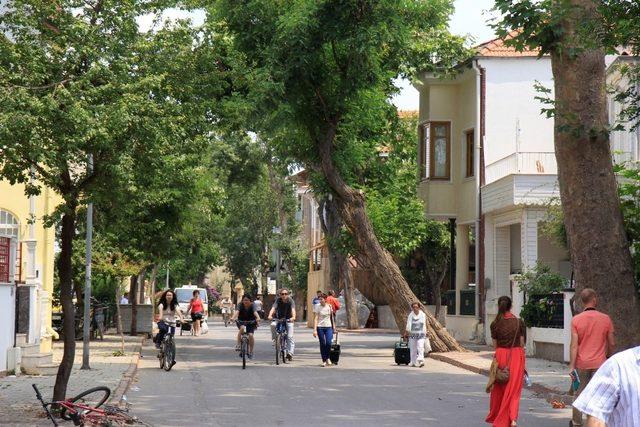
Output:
top-left (155, 290), bottom-right (184, 349)
top-left (231, 294), bottom-right (260, 359)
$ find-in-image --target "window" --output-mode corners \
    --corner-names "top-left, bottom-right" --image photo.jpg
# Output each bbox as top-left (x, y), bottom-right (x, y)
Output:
top-left (429, 122), bottom-right (451, 180)
top-left (0, 237), bottom-right (9, 283)
top-left (465, 129), bottom-right (475, 178)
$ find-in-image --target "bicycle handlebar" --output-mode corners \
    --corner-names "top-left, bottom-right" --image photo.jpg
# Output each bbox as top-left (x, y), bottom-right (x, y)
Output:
top-left (236, 320), bottom-right (257, 324)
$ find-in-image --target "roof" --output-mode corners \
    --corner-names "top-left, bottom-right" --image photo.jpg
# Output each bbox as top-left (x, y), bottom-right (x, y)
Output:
top-left (475, 30), bottom-right (540, 57)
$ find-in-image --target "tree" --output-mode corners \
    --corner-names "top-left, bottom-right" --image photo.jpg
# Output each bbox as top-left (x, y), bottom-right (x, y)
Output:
top-left (494, 0), bottom-right (640, 349)
top-left (0, 1), bottom-right (234, 399)
top-left (211, 0), bottom-right (465, 350)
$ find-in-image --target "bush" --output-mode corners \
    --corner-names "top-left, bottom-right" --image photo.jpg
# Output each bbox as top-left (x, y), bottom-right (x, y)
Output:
top-left (516, 263), bottom-right (568, 328)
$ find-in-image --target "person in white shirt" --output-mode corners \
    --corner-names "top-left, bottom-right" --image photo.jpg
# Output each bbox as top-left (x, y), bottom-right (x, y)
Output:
top-left (572, 345), bottom-right (640, 427)
top-left (120, 292), bottom-right (129, 304)
top-left (312, 293), bottom-right (334, 367)
top-left (403, 302), bottom-right (427, 367)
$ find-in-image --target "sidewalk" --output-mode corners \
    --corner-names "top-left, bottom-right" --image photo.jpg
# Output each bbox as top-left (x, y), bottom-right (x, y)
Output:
top-left (431, 344), bottom-right (573, 405)
top-left (0, 334), bottom-right (143, 425)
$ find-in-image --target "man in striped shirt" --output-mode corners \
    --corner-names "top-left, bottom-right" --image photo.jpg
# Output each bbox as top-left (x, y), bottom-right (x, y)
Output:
top-left (572, 345), bottom-right (640, 427)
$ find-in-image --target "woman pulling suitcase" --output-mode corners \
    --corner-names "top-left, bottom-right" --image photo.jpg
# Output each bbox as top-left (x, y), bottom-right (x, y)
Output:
top-left (313, 293), bottom-right (336, 367)
top-left (403, 302), bottom-right (428, 367)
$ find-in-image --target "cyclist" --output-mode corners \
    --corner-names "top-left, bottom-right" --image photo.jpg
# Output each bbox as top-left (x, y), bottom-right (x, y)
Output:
top-left (155, 290), bottom-right (184, 350)
top-left (268, 288), bottom-right (296, 361)
top-left (231, 294), bottom-right (260, 359)
top-left (220, 295), bottom-right (234, 325)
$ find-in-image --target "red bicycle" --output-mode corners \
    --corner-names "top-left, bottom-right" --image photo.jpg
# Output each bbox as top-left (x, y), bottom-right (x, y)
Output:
top-left (33, 384), bottom-right (149, 426)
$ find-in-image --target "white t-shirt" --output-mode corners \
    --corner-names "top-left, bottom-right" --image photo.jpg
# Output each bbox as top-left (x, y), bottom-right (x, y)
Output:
top-left (314, 303), bottom-right (333, 328)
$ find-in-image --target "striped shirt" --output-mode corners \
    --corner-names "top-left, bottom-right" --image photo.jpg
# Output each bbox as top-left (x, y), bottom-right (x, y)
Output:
top-left (572, 346), bottom-right (640, 426)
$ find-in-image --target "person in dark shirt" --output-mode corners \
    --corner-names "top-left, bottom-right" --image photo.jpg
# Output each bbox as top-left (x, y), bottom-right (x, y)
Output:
top-left (268, 288), bottom-right (297, 360)
top-left (231, 294), bottom-right (260, 359)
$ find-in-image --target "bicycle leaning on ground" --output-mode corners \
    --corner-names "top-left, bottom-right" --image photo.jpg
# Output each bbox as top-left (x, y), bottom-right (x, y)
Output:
top-left (274, 318), bottom-right (290, 365)
top-left (158, 323), bottom-right (177, 371)
top-left (236, 319), bottom-right (257, 369)
top-left (33, 383), bottom-right (149, 426)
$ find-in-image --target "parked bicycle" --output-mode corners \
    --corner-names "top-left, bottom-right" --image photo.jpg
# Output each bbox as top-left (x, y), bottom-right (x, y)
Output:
top-left (158, 323), bottom-right (177, 371)
top-left (236, 320), bottom-right (257, 369)
top-left (33, 384), bottom-right (149, 426)
top-left (274, 318), bottom-right (289, 365)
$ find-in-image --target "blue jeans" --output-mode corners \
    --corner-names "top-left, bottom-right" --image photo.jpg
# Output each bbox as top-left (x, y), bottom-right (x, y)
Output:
top-left (155, 321), bottom-right (175, 346)
top-left (317, 327), bottom-right (333, 361)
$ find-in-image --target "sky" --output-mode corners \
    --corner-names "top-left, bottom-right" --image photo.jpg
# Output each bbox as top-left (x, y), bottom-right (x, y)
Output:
top-left (137, 0), bottom-right (497, 111)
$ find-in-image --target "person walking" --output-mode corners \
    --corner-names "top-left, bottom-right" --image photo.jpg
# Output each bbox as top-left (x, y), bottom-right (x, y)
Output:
top-left (312, 290), bottom-right (322, 308)
top-left (188, 290), bottom-right (205, 336)
top-left (312, 293), bottom-right (335, 367)
top-left (403, 302), bottom-right (427, 367)
top-left (486, 296), bottom-right (526, 427)
top-left (572, 345), bottom-right (640, 427)
top-left (326, 289), bottom-right (341, 313)
top-left (568, 288), bottom-right (615, 426)
top-left (253, 295), bottom-right (265, 319)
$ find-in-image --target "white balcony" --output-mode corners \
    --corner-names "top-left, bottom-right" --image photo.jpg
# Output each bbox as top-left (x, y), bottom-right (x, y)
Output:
top-left (485, 152), bottom-right (557, 184)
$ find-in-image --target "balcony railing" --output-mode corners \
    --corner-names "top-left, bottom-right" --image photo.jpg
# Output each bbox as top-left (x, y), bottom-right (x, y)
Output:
top-left (485, 152), bottom-right (557, 184)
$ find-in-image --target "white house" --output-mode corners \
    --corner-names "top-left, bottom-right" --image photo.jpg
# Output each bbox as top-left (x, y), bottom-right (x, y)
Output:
top-left (415, 33), bottom-right (638, 361)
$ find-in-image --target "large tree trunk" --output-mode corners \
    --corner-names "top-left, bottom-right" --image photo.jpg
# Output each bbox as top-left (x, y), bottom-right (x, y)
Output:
top-left (319, 198), bottom-right (358, 329)
top-left (315, 126), bottom-right (462, 352)
top-left (53, 208), bottom-right (77, 401)
top-left (552, 0), bottom-right (640, 350)
top-left (129, 275), bottom-right (138, 336)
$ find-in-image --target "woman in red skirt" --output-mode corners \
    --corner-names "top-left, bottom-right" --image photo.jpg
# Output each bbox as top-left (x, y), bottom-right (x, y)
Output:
top-left (486, 296), bottom-right (526, 427)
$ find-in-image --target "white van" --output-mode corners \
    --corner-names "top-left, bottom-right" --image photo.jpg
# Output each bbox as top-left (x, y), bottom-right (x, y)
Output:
top-left (174, 285), bottom-right (209, 323)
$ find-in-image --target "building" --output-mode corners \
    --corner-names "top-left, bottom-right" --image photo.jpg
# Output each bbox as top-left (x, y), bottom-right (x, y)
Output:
top-left (0, 180), bottom-right (59, 375)
top-left (415, 32), bottom-right (638, 359)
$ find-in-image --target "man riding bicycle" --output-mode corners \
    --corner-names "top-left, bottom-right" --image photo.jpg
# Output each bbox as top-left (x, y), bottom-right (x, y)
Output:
top-left (268, 288), bottom-right (296, 361)
top-left (231, 294), bottom-right (261, 359)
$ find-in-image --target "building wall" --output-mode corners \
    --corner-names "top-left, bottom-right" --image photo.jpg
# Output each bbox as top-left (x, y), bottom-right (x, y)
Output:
top-left (480, 57), bottom-right (555, 166)
top-left (417, 68), bottom-right (478, 222)
top-left (0, 180), bottom-right (59, 361)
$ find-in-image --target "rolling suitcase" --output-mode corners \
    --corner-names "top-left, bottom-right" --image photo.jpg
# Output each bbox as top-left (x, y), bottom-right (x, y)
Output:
top-left (394, 338), bottom-right (410, 365)
top-left (329, 332), bottom-right (341, 365)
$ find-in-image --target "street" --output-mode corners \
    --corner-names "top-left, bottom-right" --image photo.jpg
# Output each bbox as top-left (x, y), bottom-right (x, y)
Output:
top-left (127, 322), bottom-right (571, 427)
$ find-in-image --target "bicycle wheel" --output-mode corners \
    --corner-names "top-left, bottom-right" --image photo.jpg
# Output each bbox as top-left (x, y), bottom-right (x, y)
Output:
top-left (163, 339), bottom-right (175, 371)
top-left (60, 386), bottom-right (111, 420)
top-left (275, 334), bottom-right (280, 365)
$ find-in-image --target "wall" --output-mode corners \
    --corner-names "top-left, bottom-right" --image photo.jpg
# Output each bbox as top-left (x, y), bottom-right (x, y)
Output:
top-left (480, 57), bottom-right (555, 166)
top-left (417, 67), bottom-right (478, 223)
top-left (0, 286), bottom-right (15, 372)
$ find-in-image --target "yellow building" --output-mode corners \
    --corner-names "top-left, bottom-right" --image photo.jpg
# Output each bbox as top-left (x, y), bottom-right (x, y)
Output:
top-left (0, 179), bottom-right (59, 375)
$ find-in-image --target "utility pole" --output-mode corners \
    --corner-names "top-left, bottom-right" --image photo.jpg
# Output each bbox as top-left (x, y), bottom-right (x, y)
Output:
top-left (81, 154), bottom-right (94, 370)
top-left (166, 262), bottom-right (170, 289)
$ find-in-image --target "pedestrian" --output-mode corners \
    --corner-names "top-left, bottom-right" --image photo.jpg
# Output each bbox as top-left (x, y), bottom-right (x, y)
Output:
top-left (253, 295), bottom-right (265, 319)
top-left (120, 292), bottom-right (129, 304)
top-left (312, 293), bottom-right (335, 367)
top-left (572, 345), bottom-right (640, 427)
top-left (326, 289), bottom-right (341, 313)
top-left (188, 290), bottom-right (205, 336)
top-left (312, 290), bottom-right (323, 308)
top-left (568, 288), bottom-right (615, 426)
top-left (485, 296), bottom-right (526, 427)
top-left (403, 302), bottom-right (427, 368)
top-left (93, 304), bottom-right (105, 340)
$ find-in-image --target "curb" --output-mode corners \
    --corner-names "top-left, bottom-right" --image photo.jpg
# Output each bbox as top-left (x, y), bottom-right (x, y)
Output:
top-left (108, 337), bottom-right (145, 407)
top-left (429, 353), bottom-right (574, 405)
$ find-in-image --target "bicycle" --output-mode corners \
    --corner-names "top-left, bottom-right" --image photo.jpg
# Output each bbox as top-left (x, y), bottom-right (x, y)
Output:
top-left (236, 320), bottom-right (257, 370)
top-left (33, 384), bottom-right (149, 426)
top-left (222, 309), bottom-right (231, 327)
top-left (274, 318), bottom-right (290, 366)
top-left (158, 323), bottom-right (177, 371)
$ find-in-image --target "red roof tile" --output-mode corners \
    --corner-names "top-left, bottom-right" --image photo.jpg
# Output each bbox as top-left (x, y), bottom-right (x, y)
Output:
top-left (476, 30), bottom-right (540, 57)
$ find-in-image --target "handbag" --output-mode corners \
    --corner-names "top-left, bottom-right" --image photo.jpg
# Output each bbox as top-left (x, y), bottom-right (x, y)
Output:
top-left (486, 318), bottom-right (520, 392)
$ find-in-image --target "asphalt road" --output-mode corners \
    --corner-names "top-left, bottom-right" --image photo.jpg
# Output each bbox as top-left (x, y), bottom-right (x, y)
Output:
top-left (127, 322), bottom-right (571, 427)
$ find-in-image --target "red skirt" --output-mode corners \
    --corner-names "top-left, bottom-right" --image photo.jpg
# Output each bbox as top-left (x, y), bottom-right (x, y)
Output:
top-left (486, 346), bottom-right (525, 426)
